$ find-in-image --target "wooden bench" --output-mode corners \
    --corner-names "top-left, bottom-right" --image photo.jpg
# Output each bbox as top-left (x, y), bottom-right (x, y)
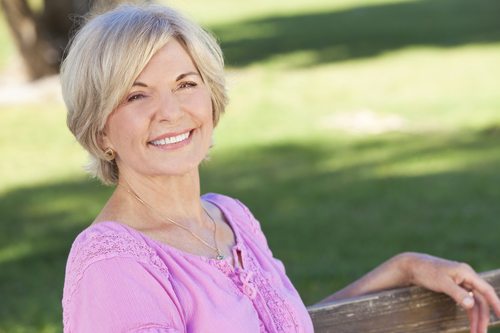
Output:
top-left (308, 269), bottom-right (500, 333)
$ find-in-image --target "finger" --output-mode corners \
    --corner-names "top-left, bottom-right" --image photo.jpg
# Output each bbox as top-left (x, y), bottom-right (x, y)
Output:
top-left (466, 306), bottom-right (476, 333)
top-left (465, 276), bottom-right (500, 317)
top-left (475, 292), bottom-right (490, 333)
top-left (455, 264), bottom-right (500, 317)
top-left (440, 277), bottom-right (475, 309)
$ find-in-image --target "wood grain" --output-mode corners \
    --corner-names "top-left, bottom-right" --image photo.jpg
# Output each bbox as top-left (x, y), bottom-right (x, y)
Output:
top-left (308, 269), bottom-right (500, 333)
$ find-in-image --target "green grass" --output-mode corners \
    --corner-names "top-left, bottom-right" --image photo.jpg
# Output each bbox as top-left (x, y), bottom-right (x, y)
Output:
top-left (1, 0), bottom-right (500, 331)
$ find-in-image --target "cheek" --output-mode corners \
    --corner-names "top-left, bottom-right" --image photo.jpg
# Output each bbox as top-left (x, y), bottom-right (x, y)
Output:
top-left (182, 88), bottom-right (213, 120)
top-left (198, 91), bottom-right (214, 122)
top-left (107, 113), bottom-right (143, 148)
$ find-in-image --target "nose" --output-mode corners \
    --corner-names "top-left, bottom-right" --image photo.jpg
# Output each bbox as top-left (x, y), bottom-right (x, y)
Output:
top-left (155, 90), bottom-right (183, 123)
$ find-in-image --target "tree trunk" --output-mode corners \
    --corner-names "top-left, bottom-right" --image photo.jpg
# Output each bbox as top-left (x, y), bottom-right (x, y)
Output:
top-left (0, 0), bottom-right (57, 79)
top-left (0, 0), bottom-right (135, 80)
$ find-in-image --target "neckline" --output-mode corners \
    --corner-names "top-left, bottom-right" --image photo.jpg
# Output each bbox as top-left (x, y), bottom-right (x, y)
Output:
top-left (202, 193), bottom-right (242, 247)
top-left (88, 193), bottom-right (243, 266)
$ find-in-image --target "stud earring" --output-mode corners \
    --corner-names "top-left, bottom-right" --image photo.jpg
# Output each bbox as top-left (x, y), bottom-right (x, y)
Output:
top-left (104, 148), bottom-right (116, 161)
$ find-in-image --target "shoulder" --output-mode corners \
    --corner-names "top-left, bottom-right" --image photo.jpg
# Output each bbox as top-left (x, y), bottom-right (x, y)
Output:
top-left (63, 222), bottom-right (170, 304)
top-left (202, 193), bottom-right (268, 245)
top-left (202, 193), bottom-right (270, 253)
top-left (62, 222), bottom-right (180, 331)
top-left (65, 221), bottom-right (169, 277)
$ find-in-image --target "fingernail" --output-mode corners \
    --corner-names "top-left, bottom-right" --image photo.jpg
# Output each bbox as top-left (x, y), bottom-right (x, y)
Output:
top-left (462, 296), bottom-right (474, 307)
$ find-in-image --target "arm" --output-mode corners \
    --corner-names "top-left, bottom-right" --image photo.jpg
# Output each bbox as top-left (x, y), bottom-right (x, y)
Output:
top-left (317, 252), bottom-right (411, 303)
top-left (317, 252), bottom-right (500, 333)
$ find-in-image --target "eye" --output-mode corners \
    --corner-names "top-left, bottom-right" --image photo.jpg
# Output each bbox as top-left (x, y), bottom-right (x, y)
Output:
top-left (126, 93), bottom-right (146, 103)
top-left (176, 81), bottom-right (198, 91)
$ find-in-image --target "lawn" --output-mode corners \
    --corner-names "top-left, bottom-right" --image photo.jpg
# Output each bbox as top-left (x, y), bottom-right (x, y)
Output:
top-left (1, 0), bottom-right (500, 331)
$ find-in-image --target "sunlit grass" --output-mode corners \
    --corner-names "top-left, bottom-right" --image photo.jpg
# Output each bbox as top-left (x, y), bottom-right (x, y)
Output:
top-left (216, 43), bottom-right (500, 149)
top-left (166, 0), bottom-right (418, 25)
top-left (0, 104), bottom-right (87, 193)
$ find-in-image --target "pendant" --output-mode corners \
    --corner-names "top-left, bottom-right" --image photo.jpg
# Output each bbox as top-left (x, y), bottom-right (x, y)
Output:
top-left (216, 254), bottom-right (225, 260)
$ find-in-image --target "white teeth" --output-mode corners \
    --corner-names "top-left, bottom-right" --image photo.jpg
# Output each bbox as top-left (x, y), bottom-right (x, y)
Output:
top-left (150, 131), bottom-right (190, 146)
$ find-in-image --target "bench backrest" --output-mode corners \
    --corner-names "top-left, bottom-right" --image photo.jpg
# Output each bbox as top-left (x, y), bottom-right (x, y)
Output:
top-left (308, 269), bottom-right (500, 333)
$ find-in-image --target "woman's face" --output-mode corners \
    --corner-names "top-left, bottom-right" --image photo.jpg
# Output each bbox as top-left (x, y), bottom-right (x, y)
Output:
top-left (102, 39), bottom-right (213, 180)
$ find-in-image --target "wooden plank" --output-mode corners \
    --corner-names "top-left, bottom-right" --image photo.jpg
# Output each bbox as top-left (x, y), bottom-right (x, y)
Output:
top-left (307, 269), bottom-right (500, 333)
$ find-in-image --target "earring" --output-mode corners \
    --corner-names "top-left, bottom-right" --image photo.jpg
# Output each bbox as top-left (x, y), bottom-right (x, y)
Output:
top-left (104, 148), bottom-right (116, 161)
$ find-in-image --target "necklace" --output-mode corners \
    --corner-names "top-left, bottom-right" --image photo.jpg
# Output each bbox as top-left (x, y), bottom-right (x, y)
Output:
top-left (122, 181), bottom-right (225, 260)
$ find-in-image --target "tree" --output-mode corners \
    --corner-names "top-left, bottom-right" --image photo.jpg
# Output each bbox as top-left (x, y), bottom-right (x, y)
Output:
top-left (0, 0), bottom-right (130, 80)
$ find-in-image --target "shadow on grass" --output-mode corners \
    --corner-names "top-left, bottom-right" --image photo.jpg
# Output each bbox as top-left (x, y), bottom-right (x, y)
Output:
top-left (211, 0), bottom-right (500, 67)
top-left (2, 128), bottom-right (500, 330)
top-left (0, 180), bottom-right (112, 331)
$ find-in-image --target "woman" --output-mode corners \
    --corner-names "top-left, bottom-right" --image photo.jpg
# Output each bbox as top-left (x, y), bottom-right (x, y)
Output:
top-left (60, 4), bottom-right (500, 333)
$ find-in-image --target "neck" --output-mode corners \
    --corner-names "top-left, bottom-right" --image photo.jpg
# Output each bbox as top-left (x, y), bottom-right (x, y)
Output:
top-left (111, 168), bottom-right (206, 229)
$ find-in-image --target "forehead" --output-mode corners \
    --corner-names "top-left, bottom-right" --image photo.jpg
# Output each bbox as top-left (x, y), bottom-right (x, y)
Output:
top-left (136, 39), bottom-right (198, 80)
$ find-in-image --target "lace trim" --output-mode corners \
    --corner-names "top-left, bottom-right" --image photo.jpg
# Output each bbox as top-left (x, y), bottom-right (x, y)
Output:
top-left (210, 259), bottom-right (268, 330)
top-left (209, 259), bottom-right (249, 298)
top-left (231, 199), bottom-right (299, 332)
top-left (211, 196), bottom-right (300, 332)
top-left (246, 255), bottom-right (300, 333)
top-left (210, 256), bottom-right (299, 333)
top-left (62, 230), bottom-right (170, 329)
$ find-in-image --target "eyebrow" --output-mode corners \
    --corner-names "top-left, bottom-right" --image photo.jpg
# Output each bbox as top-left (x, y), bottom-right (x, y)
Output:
top-left (132, 81), bottom-right (148, 87)
top-left (176, 71), bottom-right (200, 81)
top-left (132, 72), bottom-right (200, 87)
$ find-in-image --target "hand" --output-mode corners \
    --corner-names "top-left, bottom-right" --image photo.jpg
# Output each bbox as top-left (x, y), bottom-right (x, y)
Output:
top-left (402, 252), bottom-right (500, 333)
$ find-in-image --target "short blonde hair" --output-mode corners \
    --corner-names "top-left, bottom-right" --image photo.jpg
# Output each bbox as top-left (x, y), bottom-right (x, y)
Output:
top-left (61, 3), bottom-right (227, 185)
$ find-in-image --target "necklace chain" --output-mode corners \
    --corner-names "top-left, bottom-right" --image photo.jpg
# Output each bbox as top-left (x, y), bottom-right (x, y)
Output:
top-left (122, 182), bottom-right (225, 260)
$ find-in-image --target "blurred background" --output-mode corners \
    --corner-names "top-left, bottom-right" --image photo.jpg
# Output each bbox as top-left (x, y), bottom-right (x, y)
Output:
top-left (1, 0), bottom-right (500, 331)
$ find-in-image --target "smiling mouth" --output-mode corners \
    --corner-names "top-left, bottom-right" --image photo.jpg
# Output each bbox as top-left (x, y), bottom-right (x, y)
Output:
top-left (148, 130), bottom-right (192, 146)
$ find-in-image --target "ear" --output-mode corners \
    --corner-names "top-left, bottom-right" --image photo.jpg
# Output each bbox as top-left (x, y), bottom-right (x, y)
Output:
top-left (98, 127), bottom-right (114, 151)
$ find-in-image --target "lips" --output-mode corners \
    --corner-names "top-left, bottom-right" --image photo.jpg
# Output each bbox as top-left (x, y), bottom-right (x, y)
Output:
top-left (148, 129), bottom-right (193, 147)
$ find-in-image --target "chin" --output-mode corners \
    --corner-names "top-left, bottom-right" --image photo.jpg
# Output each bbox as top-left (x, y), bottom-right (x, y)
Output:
top-left (158, 160), bottom-right (204, 177)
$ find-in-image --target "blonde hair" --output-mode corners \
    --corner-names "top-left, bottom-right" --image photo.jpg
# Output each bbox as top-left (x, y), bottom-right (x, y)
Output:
top-left (61, 3), bottom-right (227, 185)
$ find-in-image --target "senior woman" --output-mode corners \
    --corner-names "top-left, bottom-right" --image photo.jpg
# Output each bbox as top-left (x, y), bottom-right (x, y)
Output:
top-left (60, 3), bottom-right (500, 333)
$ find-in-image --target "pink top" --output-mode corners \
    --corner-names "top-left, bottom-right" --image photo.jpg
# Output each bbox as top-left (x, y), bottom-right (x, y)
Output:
top-left (62, 193), bottom-right (314, 332)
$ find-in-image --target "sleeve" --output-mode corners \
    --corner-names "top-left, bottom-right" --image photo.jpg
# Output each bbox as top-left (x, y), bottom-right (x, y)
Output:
top-left (65, 256), bottom-right (185, 333)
